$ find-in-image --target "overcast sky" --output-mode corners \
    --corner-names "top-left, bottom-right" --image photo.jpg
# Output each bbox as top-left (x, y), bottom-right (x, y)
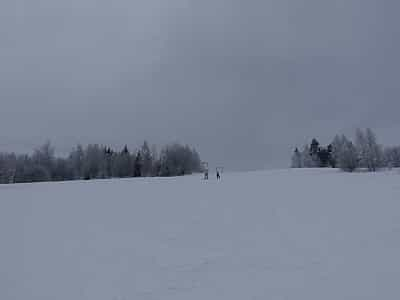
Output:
top-left (0, 0), bottom-right (398, 170)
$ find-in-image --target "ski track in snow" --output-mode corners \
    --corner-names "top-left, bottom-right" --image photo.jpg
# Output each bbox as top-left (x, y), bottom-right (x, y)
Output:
top-left (1, 169), bottom-right (400, 300)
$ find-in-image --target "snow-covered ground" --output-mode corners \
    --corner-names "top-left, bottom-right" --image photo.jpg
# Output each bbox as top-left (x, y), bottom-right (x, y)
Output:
top-left (1, 169), bottom-right (400, 300)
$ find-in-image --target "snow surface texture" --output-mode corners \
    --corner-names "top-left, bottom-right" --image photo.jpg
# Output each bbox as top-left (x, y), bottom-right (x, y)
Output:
top-left (1, 169), bottom-right (400, 300)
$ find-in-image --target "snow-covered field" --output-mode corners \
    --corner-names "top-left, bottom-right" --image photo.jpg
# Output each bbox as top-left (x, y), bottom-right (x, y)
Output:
top-left (1, 169), bottom-right (400, 300)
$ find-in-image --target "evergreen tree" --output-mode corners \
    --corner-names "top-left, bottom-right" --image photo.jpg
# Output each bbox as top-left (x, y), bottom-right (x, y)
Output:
top-left (133, 151), bottom-right (142, 177)
top-left (103, 146), bottom-right (114, 178)
top-left (309, 138), bottom-right (321, 167)
top-left (113, 146), bottom-right (132, 178)
top-left (317, 148), bottom-right (331, 167)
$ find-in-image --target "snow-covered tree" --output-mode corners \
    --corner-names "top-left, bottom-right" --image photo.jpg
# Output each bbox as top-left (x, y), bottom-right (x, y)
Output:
top-left (301, 145), bottom-right (314, 167)
top-left (0, 153), bottom-right (17, 183)
top-left (158, 143), bottom-right (202, 176)
top-left (112, 145), bottom-right (132, 178)
top-left (355, 128), bottom-right (368, 169)
top-left (356, 128), bottom-right (383, 171)
top-left (31, 141), bottom-right (55, 180)
top-left (291, 148), bottom-right (302, 168)
top-left (133, 151), bottom-right (142, 177)
top-left (52, 158), bottom-right (74, 181)
top-left (82, 144), bottom-right (103, 180)
top-left (0, 140), bottom-right (202, 183)
top-left (339, 137), bottom-right (359, 172)
top-left (141, 141), bottom-right (152, 177)
top-left (150, 144), bottom-right (160, 176)
top-left (331, 135), bottom-right (344, 168)
top-left (383, 146), bottom-right (400, 168)
top-left (364, 128), bottom-right (383, 171)
top-left (309, 138), bottom-right (319, 165)
top-left (69, 144), bottom-right (84, 179)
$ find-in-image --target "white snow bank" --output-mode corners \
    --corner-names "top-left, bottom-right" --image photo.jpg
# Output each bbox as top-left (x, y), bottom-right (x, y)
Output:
top-left (1, 169), bottom-right (400, 300)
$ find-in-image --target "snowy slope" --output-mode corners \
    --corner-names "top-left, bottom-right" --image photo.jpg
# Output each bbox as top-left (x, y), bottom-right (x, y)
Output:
top-left (1, 169), bottom-right (400, 300)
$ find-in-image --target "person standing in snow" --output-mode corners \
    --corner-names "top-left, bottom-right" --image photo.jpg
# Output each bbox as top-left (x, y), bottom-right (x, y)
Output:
top-left (216, 170), bottom-right (221, 180)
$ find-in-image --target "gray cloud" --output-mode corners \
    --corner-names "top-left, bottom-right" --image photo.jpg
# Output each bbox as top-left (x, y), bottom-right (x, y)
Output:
top-left (0, 0), bottom-right (399, 170)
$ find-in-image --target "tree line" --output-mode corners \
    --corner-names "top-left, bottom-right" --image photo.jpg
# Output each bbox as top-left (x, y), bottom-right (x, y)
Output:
top-left (291, 128), bottom-right (400, 172)
top-left (0, 141), bottom-right (203, 184)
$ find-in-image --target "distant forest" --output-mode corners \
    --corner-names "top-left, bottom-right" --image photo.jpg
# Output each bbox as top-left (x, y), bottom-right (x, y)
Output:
top-left (291, 128), bottom-right (400, 172)
top-left (0, 141), bottom-right (203, 184)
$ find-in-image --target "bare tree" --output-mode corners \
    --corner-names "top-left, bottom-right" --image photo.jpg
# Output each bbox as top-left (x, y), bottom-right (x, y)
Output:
top-left (141, 141), bottom-right (153, 177)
